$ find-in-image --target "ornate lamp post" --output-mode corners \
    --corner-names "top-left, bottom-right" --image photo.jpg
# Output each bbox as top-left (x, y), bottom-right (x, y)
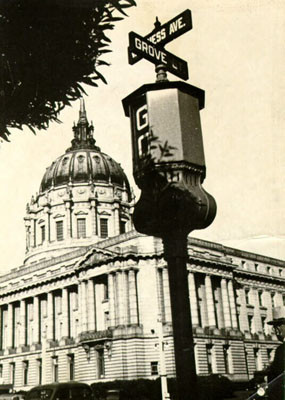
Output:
top-left (123, 10), bottom-right (216, 400)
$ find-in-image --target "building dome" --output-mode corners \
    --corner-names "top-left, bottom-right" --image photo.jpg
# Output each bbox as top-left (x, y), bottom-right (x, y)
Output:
top-left (40, 105), bottom-right (130, 197)
top-left (24, 99), bottom-right (133, 265)
top-left (40, 148), bottom-right (130, 195)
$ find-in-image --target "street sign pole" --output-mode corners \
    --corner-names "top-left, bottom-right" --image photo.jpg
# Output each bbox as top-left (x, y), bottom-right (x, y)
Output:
top-left (123, 10), bottom-right (217, 400)
top-left (163, 234), bottom-right (198, 400)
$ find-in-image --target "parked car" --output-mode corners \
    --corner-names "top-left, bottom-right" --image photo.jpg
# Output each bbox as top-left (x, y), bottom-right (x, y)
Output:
top-left (0, 394), bottom-right (26, 400)
top-left (26, 382), bottom-right (92, 400)
top-left (246, 372), bottom-right (285, 400)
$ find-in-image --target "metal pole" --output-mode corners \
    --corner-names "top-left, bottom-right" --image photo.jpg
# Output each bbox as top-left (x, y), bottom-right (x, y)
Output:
top-left (163, 234), bottom-right (198, 400)
top-left (157, 315), bottom-right (170, 400)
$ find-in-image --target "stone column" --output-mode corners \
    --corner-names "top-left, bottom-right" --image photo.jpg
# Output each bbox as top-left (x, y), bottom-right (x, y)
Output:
top-left (94, 282), bottom-right (103, 330)
top-left (87, 280), bottom-right (96, 331)
top-left (113, 203), bottom-right (120, 236)
top-left (122, 271), bottom-right (129, 325)
top-left (62, 288), bottom-right (69, 338)
top-left (162, 268), bottom-right (171, 323)
top-left (205, 275), bottom-right (216, 328)
top-left (47, 292), bottom-right (54, 341)
top-left (7, 303), bottom-right (13, 348)
top-left (108, 273), bottom-right (115, 327)
top-left (227, 280), bottom-right (238, 329)
top-left (30, 215), bottom-right (36, 248)
top-left (117, 271), bottom-right (124, 325)
top-left (90, 199), bottom-right (97, 236)
top-left (24, 218), bottom-right (31, 251)
top-left (81, 281), bottom-right (88, 332)
top-left (188, 272), bottom-right (200, 327)
top-left (221, 279), bottom-right (232, 329)
top-left (19, 300), bottom-right (26, 347)
top-left (77, 282), bottom-right (82, 330)
top-left (33, 296), bottom-right (39, 344)
top-left (46, 209), bottom-right (51, 243)
top-left (129, 269), bottom-right (139, 324)
top-left (64, 200), bottom-right (72, 239)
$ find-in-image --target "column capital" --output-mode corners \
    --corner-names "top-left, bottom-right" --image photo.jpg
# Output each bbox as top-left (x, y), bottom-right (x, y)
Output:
top-left (89, 198), bottom-right (96, 207)
top-left (64, 200), bottom-right (72, 209)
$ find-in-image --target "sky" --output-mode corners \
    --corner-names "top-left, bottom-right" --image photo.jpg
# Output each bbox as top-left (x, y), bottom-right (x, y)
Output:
top-left (0, 0), bottom-right (284, 274)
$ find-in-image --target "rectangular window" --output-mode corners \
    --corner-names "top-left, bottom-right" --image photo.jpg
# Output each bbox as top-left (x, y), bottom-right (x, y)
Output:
top-left (68, 354), bottom-right (74, 381)
top-left (0, 364), bottom-right (3, 380)
top-left (77, 218), bottom-right (86, 238)
top-left (261, 316), bottom-right (266, 334)
top-left (120, 221), bottom-right (126, 234)
top-left (56, 221), bottom-right (64, 241)
top-left (248, 315), bottom-right (253, 333)
top-left (267, 349), bottom-right (273, 363)
top-left (271, 293), bottom-right (275, 309)
top-left (223, 346), bottom-right (230, 374)
top-left (38, 359), bottom-right (42, 385)
top-left (97, 349), bottom-right (105, 378)
top-left (23, 361), bottom-right (29, 386)
top-left (206, 346), bottom-right (213, 373)
top-left (41, 225), bottom-right (46, 243)
top-left (53, 357), bottom-right (58, 382)
top-left (55, 294), bottom-right (62, 314)
top-left (104, 312), bottom-right (109, 329)
top-left (151, 361), bottom-right (158, 376)
top-left (100, 218), bottom-right (108, 238)
top-left (245, 289), bottom-right (250, 304)
top-left (10, 363), bottom-right (15, 385)
top-left (254, 348), bottom-right (261, 371)
top-left (258, 291), bottom-right (263, 307)
top-left (103, 281), bottom-right (108, 300)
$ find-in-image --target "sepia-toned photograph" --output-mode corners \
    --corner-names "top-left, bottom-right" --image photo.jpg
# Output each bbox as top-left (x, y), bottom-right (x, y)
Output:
top-left (0, 1), bottom-right (284, 399)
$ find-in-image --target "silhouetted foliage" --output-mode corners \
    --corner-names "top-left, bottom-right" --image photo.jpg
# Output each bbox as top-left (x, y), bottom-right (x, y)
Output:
top-left (0, 0), bottom-right (136, 141)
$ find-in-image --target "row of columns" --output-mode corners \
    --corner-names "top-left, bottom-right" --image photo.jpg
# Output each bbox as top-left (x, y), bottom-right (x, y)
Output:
top-left (25, 199), bottom-right (131, 252)
top-left (0, 283), bottom-right (88, 350)
top-left (108, 269), bottom-right (139, 327)
top-left (188, 272), bottom-right (239, 330)
top-left (0, 269), bottom-right (140, 350)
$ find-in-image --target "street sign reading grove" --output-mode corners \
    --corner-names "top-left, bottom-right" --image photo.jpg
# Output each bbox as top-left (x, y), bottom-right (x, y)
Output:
top-left (128, 9), bottom-right (192, 80)
top-left (129, 31), bottom-right (189, 80)
top-left (128, 9), bottom-right (192, 65)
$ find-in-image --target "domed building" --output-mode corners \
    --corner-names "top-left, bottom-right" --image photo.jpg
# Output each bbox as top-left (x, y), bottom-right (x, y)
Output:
top-left (0, 102), bottom-right (284, 392)
top-left (24, 100), bottom-right (133, 265)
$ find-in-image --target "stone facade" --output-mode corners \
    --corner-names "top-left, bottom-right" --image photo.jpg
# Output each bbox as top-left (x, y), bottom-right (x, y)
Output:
top-left (0, 103), bottom-right (284, 391)
top-left (0, 232), bottom-right (284, 390)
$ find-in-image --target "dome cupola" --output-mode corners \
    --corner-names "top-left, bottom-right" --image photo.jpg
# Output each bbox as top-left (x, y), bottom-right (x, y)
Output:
top-left (24, 100), bottom-right (133, 265)
top-left (40, 99), bottom-right (130, 195)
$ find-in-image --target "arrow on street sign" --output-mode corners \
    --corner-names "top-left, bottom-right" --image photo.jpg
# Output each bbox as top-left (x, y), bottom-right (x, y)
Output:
top-left (129, 31), bottom-right (189, 81)
top-left (128, 9), bottom-right (192, 66)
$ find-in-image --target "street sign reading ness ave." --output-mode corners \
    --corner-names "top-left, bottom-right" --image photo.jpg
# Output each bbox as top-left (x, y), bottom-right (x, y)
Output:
top-left (128, 9), bottom-right (192, 80)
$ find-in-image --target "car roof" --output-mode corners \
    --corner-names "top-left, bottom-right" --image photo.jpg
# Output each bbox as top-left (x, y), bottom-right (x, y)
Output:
top-left (29, 382), bottom-right (90, 391)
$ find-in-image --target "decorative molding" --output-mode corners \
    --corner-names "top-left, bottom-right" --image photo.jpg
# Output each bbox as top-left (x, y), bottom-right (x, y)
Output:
top-left (74, 210), bottom-right (88, 216)
top-left (98, 210), bottom-right (111, 216)
top-left (53, 213), bottom-right (65, 219)
top-left (77, 189), bottom-right (86, 194)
